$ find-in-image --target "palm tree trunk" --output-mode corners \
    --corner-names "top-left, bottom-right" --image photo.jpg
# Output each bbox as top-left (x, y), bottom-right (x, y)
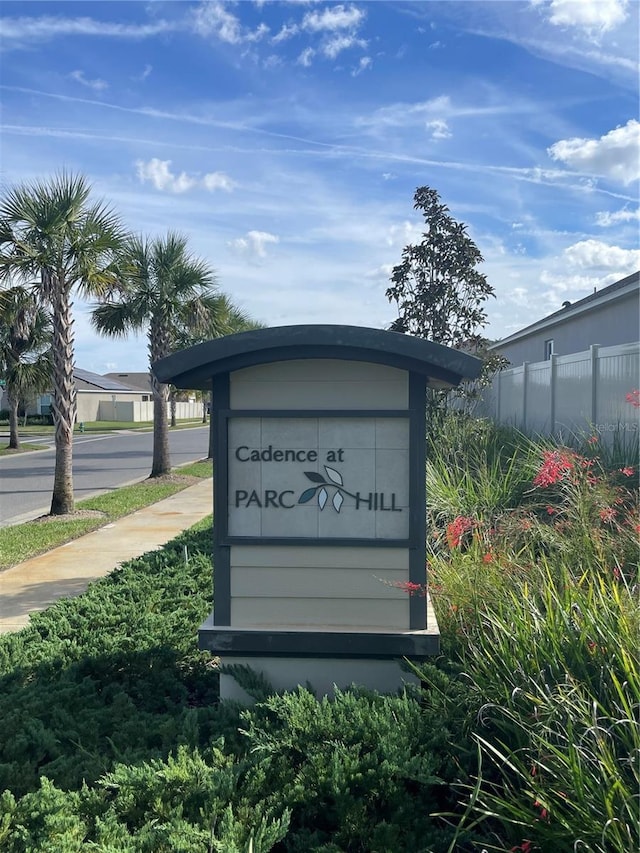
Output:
top-left (151, 384), bottom-right (171, 476)
top-left (7, 389), bottom-right (20, 450)
top-left (50, 285), bottom-right (76, 514)
top-left (149, 317), bottom-right (172, 478)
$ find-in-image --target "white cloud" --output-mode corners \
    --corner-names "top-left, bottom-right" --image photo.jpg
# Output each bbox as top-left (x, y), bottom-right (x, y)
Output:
top-left (364, 263), bottom-right (394, 281)
top-left (297, 47), bottom-right (315, 66)
top-left (136, 159), bottom-right (196, 193)
top-left (356, 95), bottom-right (511, 133)
top-left (136, 159), bottom-right (235, 194)
top-left (562, 238), bottom-right (640, 269)
top-left (0, 15), bottom-right (172, 45)
top-left (426, 118), bottom-right (451, 140)
top-left (272, 22), bottom-right (299, 43)
top-left (229, 230), bottom-right (279, 260)
top-left (544, 0), bottom-right (629, 36)
top-left (302, 4), bottom-right (365, 32)
top-left (547, 119), bottom-right (640, 185)
top-left (191, 1), bottom-right (268, 44)
top-left (69, 69), bottom-right (108, 91)
top-left (386, 220), bottom-right (424, 247)
top-left (351, 56), bottom-right (372, 76)
top-left (137, 64), bottom-right (153, 81)
top-left (202, 171), bottom-right (237, 192)
top-left (322, 34), bottom-right (367, 58)
top-left (595, 207), bottom-right (640, 226)
top-left (191, 1), bottom-right (241, 42)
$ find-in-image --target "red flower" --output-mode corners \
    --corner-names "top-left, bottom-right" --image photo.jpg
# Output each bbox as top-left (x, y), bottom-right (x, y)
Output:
top-left (587, 435), bottom-right (599, 444)
top-left (546, 505), bottom-right (556, 515)
top-left (445, 515), bottom-right (475, 549)
top-left (533, 450), bottom-right (574, 487)
top-left (619, 467), bottom-right (635, 477)
top-left (625, 389), bottom-right (640, 408)
top-left (393, 580), bottom-right (424, 596)
top-left (533, 799), bottom-right (549, 820)
top-left (599, 506), bottom-right (617, 523)
top-left (483, 552), bottom-right (494, 563)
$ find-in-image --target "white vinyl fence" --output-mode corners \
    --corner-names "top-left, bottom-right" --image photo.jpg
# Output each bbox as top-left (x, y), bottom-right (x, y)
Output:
top-left (98, 399), bottom-right (203, 422)
top-left (476, 342), bottom-right (640, 442)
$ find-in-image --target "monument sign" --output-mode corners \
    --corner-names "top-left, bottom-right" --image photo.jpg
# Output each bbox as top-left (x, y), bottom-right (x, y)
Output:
top-left (154, 325), bottom-right (481, 699)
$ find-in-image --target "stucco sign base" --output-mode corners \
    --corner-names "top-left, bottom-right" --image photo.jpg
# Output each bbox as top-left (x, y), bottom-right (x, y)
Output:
top-left (219, 657), bottom-right (420, 703)
top-left (200, 599), bottom-right (440, 700)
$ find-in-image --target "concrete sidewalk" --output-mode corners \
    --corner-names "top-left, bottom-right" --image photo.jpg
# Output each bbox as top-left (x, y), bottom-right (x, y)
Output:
top-left (0, 479), bottom-right (213, 634)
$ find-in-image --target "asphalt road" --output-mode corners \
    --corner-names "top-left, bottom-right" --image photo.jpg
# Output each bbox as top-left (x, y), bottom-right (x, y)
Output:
top-left (0, 426), bottom-right (210, 527)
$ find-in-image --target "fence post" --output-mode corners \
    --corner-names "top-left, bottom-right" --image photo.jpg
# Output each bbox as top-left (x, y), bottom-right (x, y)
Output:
top-left (522, 362), bottom-right (529, 431)
top-left (590, 344), bottom-right (599, 428)
top-left (496, 370), bottom-right (501, 422)
top-left (550, 354), bottom-right (557, 435)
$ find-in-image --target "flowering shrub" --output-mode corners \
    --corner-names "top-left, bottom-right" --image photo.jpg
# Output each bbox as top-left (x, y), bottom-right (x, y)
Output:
top-left (421, 416), bottom-right (639, 852)
top-left (445, 515), bottom-right (475, 548)
top-left (625, 389), bottom-right (640, 408)
top-left (531, 448), bottom-right (575, 487)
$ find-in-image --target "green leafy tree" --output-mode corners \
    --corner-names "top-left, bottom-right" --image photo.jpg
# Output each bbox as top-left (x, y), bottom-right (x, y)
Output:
top-left (386, 185), bottom-right (494, 346)
top-left (92, 232), bottom-right (222, 477)
top-left (172, 294), bottom-right (264, 448)
top-left (0, 286), bottom-right (53, 450)
top-left (0, 173), bottom-right (126, 513)
top-left (386, 185), bottom-right (499, 419)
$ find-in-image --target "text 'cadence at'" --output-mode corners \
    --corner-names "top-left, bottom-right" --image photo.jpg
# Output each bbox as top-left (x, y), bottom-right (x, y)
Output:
top-left (235, 445), bottom-right (319, 463)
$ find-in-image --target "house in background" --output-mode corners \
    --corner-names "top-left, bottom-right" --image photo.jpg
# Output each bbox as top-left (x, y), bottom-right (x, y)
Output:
top-left (33, 369), bottom-right (151, 423)
top-left (103, 372), bottom-right (153, 394)
top-left (103, 371), bottom-right (197, 406)
top-left (479, 271), bottom-right (640, 438)
top-left (489, 270), bottom-right (639, 365)
top-left (3, 367), bottom-right (203, 423)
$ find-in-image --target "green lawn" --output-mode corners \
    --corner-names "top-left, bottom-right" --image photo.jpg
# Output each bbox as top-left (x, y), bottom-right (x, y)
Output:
top-left (0, 443), bottom-right (47, 457)
top-left (0, 459), bottom-right (213, 571)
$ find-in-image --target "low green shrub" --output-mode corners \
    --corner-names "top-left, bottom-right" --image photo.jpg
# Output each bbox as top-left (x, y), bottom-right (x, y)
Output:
top-left (0, 746), bottom-right (290, 853)
top-left (238, 683), bottom-right (478, 852)
top-left (0, 523), bottom-right (231, 797)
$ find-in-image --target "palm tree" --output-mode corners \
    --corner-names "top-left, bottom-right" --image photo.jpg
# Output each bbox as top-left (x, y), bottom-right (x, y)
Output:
top-left (0, 173), bottom-right (126, 513)
top-left (172, 292), bottom-right (264, 428)
top-left (0, 286), bottom-right (53, 450)
top-left (92, 232), bottom-right (222, 477)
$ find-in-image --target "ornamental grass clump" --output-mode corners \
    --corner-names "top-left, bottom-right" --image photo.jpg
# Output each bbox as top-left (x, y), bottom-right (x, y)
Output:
top-left (446, 567), bottom-right (640, 853)
top-left (426, 415), bottom-right (537, 526)
top-left (422, 415), bottom-right (639, 853)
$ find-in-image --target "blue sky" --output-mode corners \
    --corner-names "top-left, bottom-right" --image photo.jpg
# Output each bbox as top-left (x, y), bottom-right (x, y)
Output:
top-left (1, 0), bottom-right (638, 373)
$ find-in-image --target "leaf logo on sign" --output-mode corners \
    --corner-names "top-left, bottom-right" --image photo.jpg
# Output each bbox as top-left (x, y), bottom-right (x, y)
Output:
top-left (298, 466), bottom-right (348, 513)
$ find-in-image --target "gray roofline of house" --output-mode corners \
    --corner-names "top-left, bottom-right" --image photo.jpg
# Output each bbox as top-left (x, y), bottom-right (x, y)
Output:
top-left (153, 324), bottom-right (482, 390)
top-left (489, 270), bottom-right (639, 350)
top-left (102, 372), bottom-right (152, 392)
top-left (73, 368), bottom-right (139, 392)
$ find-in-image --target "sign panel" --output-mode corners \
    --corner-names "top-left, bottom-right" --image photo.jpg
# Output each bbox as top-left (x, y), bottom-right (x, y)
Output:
top-left (227, 416), bottom-right (410, 540)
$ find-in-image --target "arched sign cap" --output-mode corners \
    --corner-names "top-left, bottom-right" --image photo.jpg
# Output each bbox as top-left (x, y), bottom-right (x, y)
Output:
top-left (153, 324), bottom-right (482, 390)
